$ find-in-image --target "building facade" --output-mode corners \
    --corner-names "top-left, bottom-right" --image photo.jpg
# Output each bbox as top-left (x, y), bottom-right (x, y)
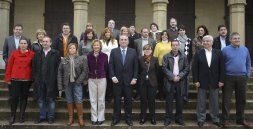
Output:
top-left (0, 0), bottom-right (252, 57)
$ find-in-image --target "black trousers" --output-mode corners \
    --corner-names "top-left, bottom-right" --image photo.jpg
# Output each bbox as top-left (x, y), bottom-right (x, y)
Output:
top-left (112, 82), bottom-right (132, 121)
top-left (10, 80), bottom-right (31, 117)
top-left (139, 80), bottom-right (156, 119)
top-left (105, 77), bottom-right (113, 100)
top-left (222, 75), bottom-right (247, 122)
top-left (157, 66), bottom-right (165, 99)
top-left (165, 82), bottom-right (183, 121)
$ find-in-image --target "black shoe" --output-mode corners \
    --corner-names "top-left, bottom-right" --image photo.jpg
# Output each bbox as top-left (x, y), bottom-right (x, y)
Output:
top-left (183, 98), bottom-right (189, 104)
top-left (91, 121), bottom-right (97, 125)
top-left (48, 118), bottom-right (54, 124)
top-left (197, 121), bottom-right (204, 128)
top-left (139, 119), bottom-right (145, 125)
top-left (125, 120), bottom-right (133, 126)
top-left (35, 118), bottom-right (47, 124)
top-left (134, 95), bottom-right (140, 100)
top-left (151, 119), bottom-right (156, 125)
top-left (19, 117), bottom-right (25, 123)
top-left (213, 122), bottom-right (222, 127)
top-left (164, 119), bottom-right (171, 126)
top-left (236, 120), bottom-right (251, 127)
top-left (97, 121), bottom-right (104, 125)
top-left (111, 120), bottom-right (120, 126)
top-left (175, 120), bottom-right (185, 126)
top-left (9, 116), bottom-right (15, 125)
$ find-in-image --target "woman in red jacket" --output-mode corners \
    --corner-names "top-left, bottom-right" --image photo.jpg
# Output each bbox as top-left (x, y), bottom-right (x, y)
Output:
top-left (4, 37), bottom-right (35, 125)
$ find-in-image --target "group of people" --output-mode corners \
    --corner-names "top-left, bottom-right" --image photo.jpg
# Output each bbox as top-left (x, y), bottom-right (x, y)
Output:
top-left (2, 17), bottom-right (251, 128)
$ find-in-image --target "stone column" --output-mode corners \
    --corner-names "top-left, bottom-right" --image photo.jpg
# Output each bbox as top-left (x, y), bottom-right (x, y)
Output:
top-left (72, 0), bottom-right (89, 41)
top-left (228, 0), bottom-right (246, 44)
top-left (152, 0), bottom-right (169, 31)
top-left (0, 0), bottom-right (12, 51)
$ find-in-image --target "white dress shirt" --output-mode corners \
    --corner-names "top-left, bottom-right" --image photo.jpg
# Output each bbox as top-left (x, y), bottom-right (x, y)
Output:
top-left (205, 49), bottom-right (212, 67)
top-left (220, 36), bottom-right (227, 50)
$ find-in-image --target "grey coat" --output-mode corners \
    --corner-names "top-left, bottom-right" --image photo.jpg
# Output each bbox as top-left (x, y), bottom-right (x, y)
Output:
top-left (162, 51), bottom-right (189, 95)
top-left (3, 35), bottom-right (31, 63)
top-left (57, 55), bottom-right (88, 91)
top-left (134, 38), bottom-right (156, 57)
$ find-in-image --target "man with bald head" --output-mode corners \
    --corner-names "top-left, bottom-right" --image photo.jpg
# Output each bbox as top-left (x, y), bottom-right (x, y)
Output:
top-left (109, 35), bottom-right (138, 126)
top-left (167, 18), bottom-right (178, 40)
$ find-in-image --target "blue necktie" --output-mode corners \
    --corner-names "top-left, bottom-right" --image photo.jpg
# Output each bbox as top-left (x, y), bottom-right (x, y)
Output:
top-left (122, 49), bottom-right (126, 64)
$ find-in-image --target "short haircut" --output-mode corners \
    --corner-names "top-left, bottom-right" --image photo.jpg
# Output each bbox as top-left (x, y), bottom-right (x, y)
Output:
top-left (218, 25), bottom-right (227, 31)
top-left (203, 35), bottom-right (214, 42)
top-left (62, 22), bottom-right (70, 28)
top-left (178, 25), bottom-right (186, 30)
top-left (150, 22), bottom-right (159, 30)
top-left (141, 27), bottom-right (149, 33)
top-left (36, 29), bottom-right (47, 38)
top-left (230, 32), bottom-right (240, 39)
top-left (91, 39), bottom-right (102, 50)
top-left (143, 44), bottom-right (153, 50)
top-left (171, 39), bottom-right (180, 45)
top-left (43, 36), bottom-right (52, 42)
top-left (14, 24), bottom-right (23, 29)
top-left (170, 18), bottom-right (177, 22)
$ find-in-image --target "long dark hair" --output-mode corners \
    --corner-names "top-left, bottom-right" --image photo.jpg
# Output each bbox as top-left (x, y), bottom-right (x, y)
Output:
top-left (83, 29), bottom-right (95, 45)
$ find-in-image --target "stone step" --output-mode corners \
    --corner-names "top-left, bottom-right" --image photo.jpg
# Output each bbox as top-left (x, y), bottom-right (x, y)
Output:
top-left (0, 97), bottom-right (253, 110)
top-left (0, 108), bottom-right (252, 121)
top-left (0, 120), bottom-right (251, 129)
top-left (1, 80), bottom-right (253, 91)
top-left (1, 87), bottom-right (253, 99)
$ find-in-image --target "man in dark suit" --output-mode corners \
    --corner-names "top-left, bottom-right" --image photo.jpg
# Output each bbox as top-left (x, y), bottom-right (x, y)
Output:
top-left (212, 25), bottom-right (230, 50)
top-left (134, 27), bottom-right (156, 57)
top-left (109, 35), bottom-right (138, 126)
top-left (2, 24), bottom-right (31, 103)
top-left (192, 35), bottom-right (224, 128)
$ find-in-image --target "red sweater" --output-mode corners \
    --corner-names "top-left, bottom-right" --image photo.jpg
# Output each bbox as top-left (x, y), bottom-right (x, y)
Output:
top-left (4, 49), bottom-right (35, 82)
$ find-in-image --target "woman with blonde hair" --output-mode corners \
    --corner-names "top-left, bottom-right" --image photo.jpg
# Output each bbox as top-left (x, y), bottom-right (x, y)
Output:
top-left (87, 39), bottom-right (108, 125)
top-left (57, 43), bottom-right (88, 126)
top-left (32, 29), bottom-right (47, 53)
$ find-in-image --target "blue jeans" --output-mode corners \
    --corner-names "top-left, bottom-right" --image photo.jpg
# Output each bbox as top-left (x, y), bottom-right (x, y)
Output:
top-left (38, 81), bottom-right (55, 119)
top-left (65, 82), bottom-right (83, 103)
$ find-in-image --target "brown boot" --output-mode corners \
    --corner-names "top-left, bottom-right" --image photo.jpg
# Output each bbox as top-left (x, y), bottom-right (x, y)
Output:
top-left (75, 103), bottom-right (85, 126)
top-left (67, 103), bottom-right (74, 126)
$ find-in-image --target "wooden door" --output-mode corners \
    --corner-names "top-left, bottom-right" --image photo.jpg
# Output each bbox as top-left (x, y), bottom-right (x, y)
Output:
top-left (105, 0), bottom-right (135, 29)
top-left (167, 0), bottom-right (195, 38)
top-left (245, 0), bottom-right (253, 64)
top-left (44, 0), bottom-right (73, 40)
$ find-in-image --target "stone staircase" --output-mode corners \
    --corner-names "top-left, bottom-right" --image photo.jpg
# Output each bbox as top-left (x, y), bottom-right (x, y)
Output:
top-left (0, 69), bottom-right (253, 129)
